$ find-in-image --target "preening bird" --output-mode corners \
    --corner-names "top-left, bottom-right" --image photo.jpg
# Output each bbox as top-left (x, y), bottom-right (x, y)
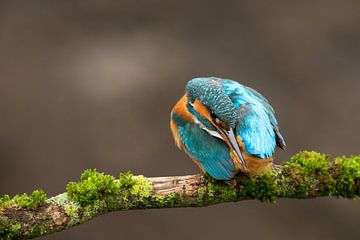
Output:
top-left (170, 77), bottom-right (285, 180)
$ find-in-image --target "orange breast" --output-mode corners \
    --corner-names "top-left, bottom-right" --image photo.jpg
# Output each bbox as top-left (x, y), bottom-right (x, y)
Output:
top-left (171, 94), bottom-right (194, 123)
top-left (170, 95), bottom-right (208, 174)
top-left (170, 94), bottom-right (195, 149)
top-left (170, 120), bottom-right (182, 149)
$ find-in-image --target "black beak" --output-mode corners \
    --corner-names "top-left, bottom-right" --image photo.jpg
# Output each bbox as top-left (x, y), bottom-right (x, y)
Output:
top-left (216, 127), bottom-right (248, 171)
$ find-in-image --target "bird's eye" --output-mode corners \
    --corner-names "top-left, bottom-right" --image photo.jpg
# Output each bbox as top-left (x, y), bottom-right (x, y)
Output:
top-left (210, 112), bottom-right (217, 119)
top-left (210, 112), bottom-right (227, 129)
top-left (210, 112), bottom-right (221, 125)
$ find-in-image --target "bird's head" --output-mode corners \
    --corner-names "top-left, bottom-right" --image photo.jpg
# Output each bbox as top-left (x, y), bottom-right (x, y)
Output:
top-left (184, 77), bottom-right (247, 170)
top-left (186, 77), bottom-right (236, 130)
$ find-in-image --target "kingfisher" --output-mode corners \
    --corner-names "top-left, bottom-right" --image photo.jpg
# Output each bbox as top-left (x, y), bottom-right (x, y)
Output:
top-left (170, 77), bottom-right (286, 180)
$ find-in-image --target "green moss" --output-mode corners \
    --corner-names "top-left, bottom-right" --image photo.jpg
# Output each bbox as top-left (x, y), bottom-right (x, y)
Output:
top-left (208, 181), bottom-right (237, 202)
top-left (0, 221), bottom-right (21, 240)
top-left (0, 190), bottom-right (47, 211)
top-left (279, 151), bottom-right (333, 198)
top-left (0, 191), bottom-right (48, 239)
top-left (150, 193), bottom-right (184, 208)
top-left (120, 173), bottom-right (152, 199)
top-left (0, 195), bottom-right (11, 204)
top-left (195, 151), bottom-right (360, 202)
top-left (28, 224), bottom-right (48, 237)
top-left (113, 172), bottom-right (153, 209)
top-left (64, 203), bottom-right (78, 218)
top-left (165, 193), bottom-right (183, 206)
top-left (118, 171), bottom-right (136, 188)
top-left (3, 151), bottom-right (360, 240)
top-left (195, 171), bottom-right (278, 204)
top-left (197, 152), bottom-right (335, 203)
top-left (239, 170), bottom-right (278, 202)
top-left (66, 169), bottom-right (120, 207)
top-left (332, 156), bottom-right (360, 198)
top-left (197, 187), bottom-right (206, 201)
top-left (150, 195), bottom-right (166, 207)
top-left (0, 195), bottom-right (11, 211)
top-left (194, 177), bottom-right (238, 205)
top-left (66, 169), bottom-right (153, 212)
top-left (14, 190), bottom-right (47, 210)
top-left (287, 151), bottom-right (330, 172)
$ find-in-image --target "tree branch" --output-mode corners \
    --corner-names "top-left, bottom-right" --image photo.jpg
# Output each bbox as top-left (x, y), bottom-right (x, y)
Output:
top-left (1, 151), bottom-right (360, 239)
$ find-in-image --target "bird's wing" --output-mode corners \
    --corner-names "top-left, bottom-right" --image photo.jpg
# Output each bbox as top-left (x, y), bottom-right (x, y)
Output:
top-left (220, 79), bottom-right (286, 158)
top-left (235, 103), bottom-right (276, 158)
top-left (174, 117), bottom-right (235, 180)
top-left (243, 85), bottom-right (286, 150)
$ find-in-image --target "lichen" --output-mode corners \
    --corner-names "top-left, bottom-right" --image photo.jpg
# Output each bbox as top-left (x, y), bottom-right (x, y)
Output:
top-left (82, 200), bottom-right (108, 219)
top-left (46, 193), bottom-right (68, 206)
top-left (47, 192), bottom-right (81, 225)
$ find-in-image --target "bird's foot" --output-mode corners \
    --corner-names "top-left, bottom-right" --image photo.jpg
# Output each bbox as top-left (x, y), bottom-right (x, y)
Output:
top-left (224, 179), bottom-right (237, 187)
top-left (272, 164), bottom-right (283, 171)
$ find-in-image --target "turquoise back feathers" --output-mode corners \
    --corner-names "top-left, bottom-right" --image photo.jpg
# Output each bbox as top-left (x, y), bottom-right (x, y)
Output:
top-left (170, 77), bottom-right (285, 180)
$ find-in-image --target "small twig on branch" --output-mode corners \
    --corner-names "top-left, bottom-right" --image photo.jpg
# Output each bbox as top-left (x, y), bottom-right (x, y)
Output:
top-left (1, 151), bottom-right (360, 239)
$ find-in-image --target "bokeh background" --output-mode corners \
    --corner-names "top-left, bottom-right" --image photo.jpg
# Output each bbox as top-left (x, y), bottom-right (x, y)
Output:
top-left (1, 0), bottom-right (360, 239)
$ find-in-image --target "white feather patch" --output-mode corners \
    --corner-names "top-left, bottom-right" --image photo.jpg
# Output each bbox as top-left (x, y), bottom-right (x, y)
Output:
top-left (193, 116), bottom-right (223, 140)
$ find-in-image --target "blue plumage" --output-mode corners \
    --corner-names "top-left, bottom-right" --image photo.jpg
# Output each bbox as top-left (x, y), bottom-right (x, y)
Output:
top-left (170, 77), bottom-right (285, 180)
top-left (175, 114), bottom-right (235, 179)
top-left (221, 79), bottom-right (282, 158)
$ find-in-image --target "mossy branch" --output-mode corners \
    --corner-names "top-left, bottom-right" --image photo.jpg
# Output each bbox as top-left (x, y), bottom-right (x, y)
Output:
top-left (1, 151), bottom-right (360, 239)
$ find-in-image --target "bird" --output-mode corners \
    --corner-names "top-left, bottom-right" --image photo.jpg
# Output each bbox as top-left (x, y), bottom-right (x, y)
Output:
top-left (170, 77), bottom-right (285, 180)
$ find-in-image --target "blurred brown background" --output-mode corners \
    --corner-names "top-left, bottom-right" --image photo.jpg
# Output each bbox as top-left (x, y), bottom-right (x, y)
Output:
top-left (1, 0), bottom-right (360, 239)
